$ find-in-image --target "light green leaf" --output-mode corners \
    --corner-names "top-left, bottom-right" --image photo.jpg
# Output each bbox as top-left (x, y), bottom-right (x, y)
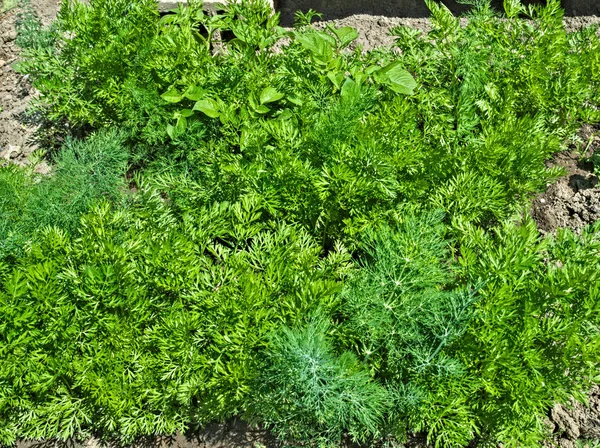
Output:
top-left (377, 62), bottom-right (417, 95)
top-left (166, 117), bottom-right (186, 139)
top-left (295, 32), bottom-right (334, 64)
top-left (161, 88), bottom-right (183, 104)
top-left (327, 72), bottom-right (345, 90)
top-left (260, 87), bottom-right (285, 105)
top-left (176, 116), bottom-right (187, 134)
top-left (354, 72), bottom-right (368, 86)
top-left (159, 14), bottom-right (176, 25)
top-left (365, 65), bottom-right (381, 75)
top-left (166, 124), bottom-right (175, 139)
top-left (193, 98), bottom-right (220, 118)
top-left (341, 77), bottom-right (360, 103)
top-left (288, 96), bottom-right (304, 106)
top-left (278, 109), bottom-right (293, 120)
top-left (333, 26), bottom-right (358, 48)
top-left (255, 105), bottom-right (271, 114)
top-left (184, 86), bottom-right (205, 101)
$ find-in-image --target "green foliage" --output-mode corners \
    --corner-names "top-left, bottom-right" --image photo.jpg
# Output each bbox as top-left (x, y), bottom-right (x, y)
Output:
top-left (146, 0), bottom-right (598, 246)
top-left (249, 319), bottom-right (389, 446)
top-left (15, 0), bottom-right (168, 129)
top-left (0, 129), bottom-right (128, 259)
top-left (335, 213), bottom-right (600, 447)
top-left (339, 211), bottom-right (479, 446)
top-left (14, 0), bottom-right (56, 51)
top-left (454, 218), bottom-right (600, 446)
top-left (17, 0), bottom-right (600, 246)
top-left (593, 152), bottom-right (600, 175)
top-left (386, 0), bottom-right (600, 226)
top-left (5, 0), bottom-right (600, 446)
top-left (0, 192), bottom-right (350, 445)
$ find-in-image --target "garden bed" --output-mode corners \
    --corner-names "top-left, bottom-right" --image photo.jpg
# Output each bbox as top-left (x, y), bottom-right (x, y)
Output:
top-left (1, 0), bottom-right (600, 447)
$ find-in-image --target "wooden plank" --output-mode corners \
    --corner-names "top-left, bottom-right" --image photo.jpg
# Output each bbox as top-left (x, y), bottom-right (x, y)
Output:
top-left (157, 0), bottom-right (276, 13)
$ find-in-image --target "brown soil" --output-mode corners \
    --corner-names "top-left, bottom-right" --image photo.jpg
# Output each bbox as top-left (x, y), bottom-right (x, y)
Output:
top-left (546, 386), bottom-right (600, 448)
top-left (532, 125), bottom-right (600, 235)
top-left (0, 0), bottom-right (59, 167)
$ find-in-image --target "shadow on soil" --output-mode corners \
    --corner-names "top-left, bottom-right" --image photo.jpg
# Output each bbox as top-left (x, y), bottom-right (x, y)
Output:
top-left (275, 0), bottom-right (600, 26)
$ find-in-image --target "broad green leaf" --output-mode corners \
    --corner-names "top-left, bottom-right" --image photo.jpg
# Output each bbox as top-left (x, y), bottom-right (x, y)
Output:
top-left (377, 62), bottom-right (417, 95)
top-left (167, 119), bottom-right (185, 139)
top-left (248, 94), bottom-right (259, 111)
top-left (333, 26), bottom-right (358, 48)
top-left (159, 14), bottom-right (176, 25)
top-left (255, 105), bottom-right (271, 114)
top-left (341, 77), bottom-right (360, 103)
top-left (193, 98), bottom-right (220, 118)
top-left (327, 56), bottom-right (343, 72)
top-left (277, 109), bottom-right (293, 120)
top-left (327, 72), bottom-right (345, 90)
top-left (260, 87), bottom-right (285, 105)
top-left (166, 124), bottom-right (175, 139)
top-left (365, 65), bottom-right (381, 75)
top-left (354, 72), bottom-right (368, 86)
top-left (319, 31), bottom-right (337, 47)
top-left (184, 86), bottom-right (205, 101)
top-left (295, 32), bottom-right (334, 64)
top-left (175, 116), bottom-right (187, 134)
top-left (349, 66), bottom-right (368, 86)
top-left (161, 88), bottom-right (183, 104)
top-left (288, 96), bottom-right (304, 106)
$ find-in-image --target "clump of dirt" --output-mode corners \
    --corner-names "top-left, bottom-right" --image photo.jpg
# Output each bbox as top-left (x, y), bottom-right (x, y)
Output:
top-left (546, 386), bottom-right (600, 448)
top-left (532, 125), bottom-right (600, 234)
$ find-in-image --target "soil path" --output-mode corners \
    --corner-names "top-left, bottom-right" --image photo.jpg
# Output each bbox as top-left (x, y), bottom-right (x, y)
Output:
top-left (0, 0), bottom-right (59, 167)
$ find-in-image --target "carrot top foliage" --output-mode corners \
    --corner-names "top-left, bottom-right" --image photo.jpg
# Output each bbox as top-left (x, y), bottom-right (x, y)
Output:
top-left (2, 0), bottom-right (600, 446)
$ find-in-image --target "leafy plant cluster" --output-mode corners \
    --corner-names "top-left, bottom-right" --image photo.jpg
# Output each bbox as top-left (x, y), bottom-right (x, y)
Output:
top-left (0, 192), bottom-right (352, 442)
top-left (1, 0), bottom-right (600, 446)
top-left (17, 0), bottom-right (599, 246)
top-left (0, 130), bottom-right (128, 260)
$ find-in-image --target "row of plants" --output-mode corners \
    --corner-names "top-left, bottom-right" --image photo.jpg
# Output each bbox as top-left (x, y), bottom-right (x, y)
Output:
top-left (1, 0), bottom-right (600, 446)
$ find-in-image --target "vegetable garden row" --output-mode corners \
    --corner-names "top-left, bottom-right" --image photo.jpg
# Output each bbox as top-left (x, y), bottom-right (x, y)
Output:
top-left (1, 0), bottom-right (600, 446)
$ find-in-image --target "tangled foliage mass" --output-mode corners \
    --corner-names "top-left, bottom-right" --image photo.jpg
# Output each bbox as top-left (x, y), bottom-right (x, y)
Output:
top-left (1, 0), bottom-right (600, 446)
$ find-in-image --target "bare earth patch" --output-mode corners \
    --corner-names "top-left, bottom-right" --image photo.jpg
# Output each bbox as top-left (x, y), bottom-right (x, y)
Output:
top-left (0, 0), bottom-right (59, 168)
top-left (532, 124), bottom-right (600, 235)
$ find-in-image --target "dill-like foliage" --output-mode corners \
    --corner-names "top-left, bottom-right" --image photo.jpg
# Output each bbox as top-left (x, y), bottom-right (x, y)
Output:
top-left (0, 129), bottom-right (128, 259)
